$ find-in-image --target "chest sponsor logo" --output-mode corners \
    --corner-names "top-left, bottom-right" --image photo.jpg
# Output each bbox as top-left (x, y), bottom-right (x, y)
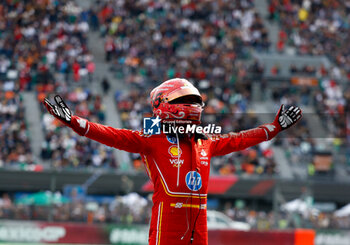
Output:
top-left (168, 145), bottom-right (182, 158)
top-left (171, 202), bottom-right (207, 209)
top-left (185, 171), bottom-right (202, 191)
top-left (166, 135), bottom-right (178, 144)
top-left (200, 161), bottom-right (208, 166)
top-left (174, 202), bottom-right (183, 208)
top-left (199, 149), bottom-right (208, 160)
top-left (169, 158), bottom-right (184, 167)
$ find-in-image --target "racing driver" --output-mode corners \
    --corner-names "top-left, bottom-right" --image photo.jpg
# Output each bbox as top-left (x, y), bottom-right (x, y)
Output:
top-left (43, 78), bottom-right (302, 245)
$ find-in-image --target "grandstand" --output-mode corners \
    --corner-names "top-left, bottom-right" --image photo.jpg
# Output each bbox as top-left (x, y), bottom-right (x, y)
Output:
top-left (0, 0), bottom-right (349, 244)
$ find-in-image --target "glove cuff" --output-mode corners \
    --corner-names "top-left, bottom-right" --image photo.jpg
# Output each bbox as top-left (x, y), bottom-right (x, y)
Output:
top-left (70, 116), bottom-right (90, 136)
top-left (259, 121), bottom-right (281, 140)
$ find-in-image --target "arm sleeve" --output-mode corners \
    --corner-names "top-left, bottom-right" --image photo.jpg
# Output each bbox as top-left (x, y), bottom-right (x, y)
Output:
top-left (81, 119), bottom-right (149, 154)
top-left (210, 127), bottom-right (269, 156)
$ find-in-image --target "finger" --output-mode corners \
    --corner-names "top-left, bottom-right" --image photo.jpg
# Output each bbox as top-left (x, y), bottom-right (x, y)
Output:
top-left (46, 104), bottom-right (60, 117)
top-left (43, 98), bottom-right (59, 116)
top-left (287, 108), bottom-right (295, 118)
top-left (290, 112), bottom-right (302, 122)
top-left (279, 115), bottom-right (287, 128)
top-left (291, 111), bottom-right (299, 119)
top-left (44, 98), bottom-right (54, 110)
top-left (54, 95), bottom-right (67, 109)
top-left (54, 95), bottom-right (71, 117)
top-left (291, 107), bottom-right (300, 113)
top-left (286, 108), bottom-right (294, 116)
top-left (288, 112), bottom-right (296, 120)
top-left (288, 106), bottom-right (301, 119)
top-left (277, 104), bottom-right (284, 117)
top-left (286, 115), bottom-right (293, 124)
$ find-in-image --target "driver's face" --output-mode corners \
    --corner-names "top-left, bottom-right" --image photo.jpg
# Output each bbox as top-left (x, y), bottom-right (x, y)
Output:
top-left (169, 95), bottom-right (204, 107)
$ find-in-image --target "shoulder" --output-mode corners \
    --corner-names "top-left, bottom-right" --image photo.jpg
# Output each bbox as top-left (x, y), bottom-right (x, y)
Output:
top-left (206, 132), bottom-right (238, 141)
top-left (132, 130), bottom-right (169, 140)
top-left (135, 130), bottom-right (153, 138)
top-left (118, 129), bottom-right (155, 139)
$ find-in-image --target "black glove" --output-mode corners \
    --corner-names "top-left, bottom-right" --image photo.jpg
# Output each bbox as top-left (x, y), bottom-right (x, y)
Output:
top-left (277, 105), bottom-right (302, 130)
top-left (43, 95), bottom-right (89, 136)
top-left (260, 104), bottom-right (302, 140)
top-left (44, 95), bottom-right (72, 126)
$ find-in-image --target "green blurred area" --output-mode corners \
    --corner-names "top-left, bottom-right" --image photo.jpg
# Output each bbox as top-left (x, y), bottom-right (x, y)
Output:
top-left (15, 191), bottom-right (70, 206)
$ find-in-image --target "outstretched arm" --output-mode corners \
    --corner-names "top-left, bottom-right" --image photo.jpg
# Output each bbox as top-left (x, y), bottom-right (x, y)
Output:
top-left (211, 104), bottom-right (302, 156)
top-left (43, 95), bottom-right (149, 154)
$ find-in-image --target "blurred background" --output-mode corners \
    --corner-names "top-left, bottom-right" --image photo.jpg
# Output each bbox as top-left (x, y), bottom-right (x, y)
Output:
top-left (0, 0), bottom-right (349, 244)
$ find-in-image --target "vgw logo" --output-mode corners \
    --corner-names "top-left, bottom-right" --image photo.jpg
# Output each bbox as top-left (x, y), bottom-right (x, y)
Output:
top-left (143, 116), bottom-right (161, 135)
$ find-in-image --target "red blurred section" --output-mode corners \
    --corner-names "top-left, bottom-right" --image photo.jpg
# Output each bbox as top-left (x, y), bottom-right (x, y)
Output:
top-left (249, 179), bottom-right (275, 196)
top-left (207, 175), bottom-right (238, 194)
top-left (141, 180), bottom-right (154, 192)
top-left (39, 223), bottom-right (108, 244)
top-left (294, 229), bottom-right (315, 245)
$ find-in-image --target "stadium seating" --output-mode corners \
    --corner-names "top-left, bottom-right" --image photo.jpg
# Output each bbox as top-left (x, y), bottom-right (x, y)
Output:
top-left (0, 83), bottom-right (33, 167)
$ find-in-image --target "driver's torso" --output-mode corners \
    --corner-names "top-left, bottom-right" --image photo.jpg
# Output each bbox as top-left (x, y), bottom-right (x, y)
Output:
top-left (142, 133), bottom-right (211, 245)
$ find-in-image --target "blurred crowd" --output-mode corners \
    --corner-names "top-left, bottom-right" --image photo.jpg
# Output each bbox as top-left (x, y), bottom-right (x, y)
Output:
top-left (0, 0), bottom-right (118, 170)
top-left (266, 0), bottom-right (350, 174)
top-left (0, 81), bottom-right (33, 167)
top-left (0, 0), bottom-right (94, 89)
top-left (1, 191), bottom-right (350, 230)
top-left (268, 0), bottom-right (350, 78)
top-left (97, 0), bottom-right (269, 88)
top-left (0, 192), bottom-right (151, 224)
top-left (223, 201), bottom-right (350, 230)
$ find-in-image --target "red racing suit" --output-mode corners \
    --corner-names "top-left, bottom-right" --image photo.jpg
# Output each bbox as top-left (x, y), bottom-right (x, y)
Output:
top-left (70, 117), bottom-right (276, 245)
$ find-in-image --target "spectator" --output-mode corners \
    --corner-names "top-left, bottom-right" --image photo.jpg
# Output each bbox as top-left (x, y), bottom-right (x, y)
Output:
top-left (271, 64), bottom-right (280, 75)
top-left (101, 77), bottom-right (111, 95)
top-left (104, 37), bottom-right (115, 62)
top-left (87, 59), bottom-right (96, 83)
top-left (72, 60), bottom-right (81, 82)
